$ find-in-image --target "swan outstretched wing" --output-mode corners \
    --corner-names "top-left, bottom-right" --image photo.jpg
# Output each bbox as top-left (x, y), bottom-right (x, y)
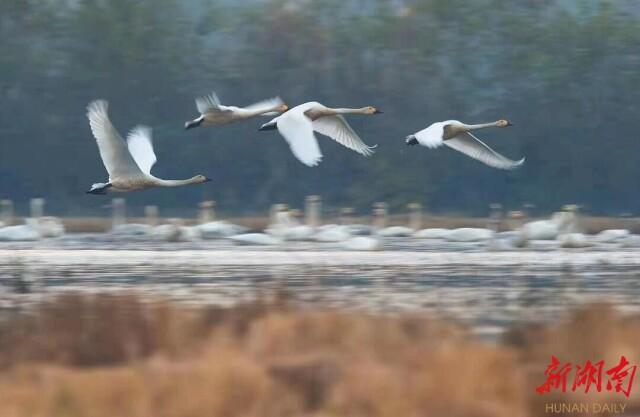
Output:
top-left (445, 132), bottom-right (524, 170)
top-left (312, 115), bottom-right (376, 157)
top-left (195, 92), bottom-right (226, 114)
top-left (277, 111), bottom-right (323, 167)
top-left (243, 96), bottom-right (285, 116)
top-left (87, 100), bottom-right (143, 179)
top-left (126, 126), bottom-right (157, 175)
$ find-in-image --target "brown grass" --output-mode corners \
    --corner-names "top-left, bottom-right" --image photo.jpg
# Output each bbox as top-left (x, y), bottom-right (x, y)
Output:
top-left (0, 294), bottom-right (638, 417)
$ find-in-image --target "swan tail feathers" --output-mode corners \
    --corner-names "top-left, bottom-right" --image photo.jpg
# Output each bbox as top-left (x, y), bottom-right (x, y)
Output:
top-left (406, 135), bottom-right (418, 146)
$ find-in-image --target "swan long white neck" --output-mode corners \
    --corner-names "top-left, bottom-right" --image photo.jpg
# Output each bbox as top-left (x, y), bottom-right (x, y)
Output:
top-left (460, 121), bottom-right (500, 131)
top-left (331, 107), bottom-right (370, 115)
top-left (243, 103), bottom-right (284, 118)
top-left (154, 177), bottom-right (203, 187)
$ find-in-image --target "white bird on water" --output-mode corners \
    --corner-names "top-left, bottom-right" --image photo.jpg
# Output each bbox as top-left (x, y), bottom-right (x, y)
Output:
top-left (86, 100), bottom-right (211, 194)
top-left (406, 119), bottom-right (524, 170)
top-left (185, 92), bottom-right (288, 130)
top-left (258, 102), bottom-right (380, 166)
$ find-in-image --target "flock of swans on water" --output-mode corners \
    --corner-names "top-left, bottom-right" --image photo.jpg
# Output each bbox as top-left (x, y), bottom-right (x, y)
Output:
top-left (1, 196), bottom-right (639, 251)
top-left (85, 92), bottom-right (524, 194)
top-left (1, 92), bottom-right (636, 249)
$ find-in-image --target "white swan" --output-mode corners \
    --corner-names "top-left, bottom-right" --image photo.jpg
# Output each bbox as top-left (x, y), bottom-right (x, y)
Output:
top-left (258, 102), bottom-right (380, 166)
top-left (521, 210), bottom-right (578, 240)
top-left (413, 228), bottom-right (451, 239)
top-left (445, 228), bottom-right (494, 242)
top-left (621, 235), bottom-right (640, 248)
top-left (0, 217), bottom-right (65, 241)
top-left (559, 233), bottom-right (592, 248)
top-left (111, 223), bottom-right (151, 236)
top-left (29, 217), bottom-right (65, 238)
top-left (313, 224), bottom-right (352, 242)
top-left (0, 224), bottom-right (40, 241)
top-left (86, 100), bottom-right (211, 194)
top-left (228, 233), bottom-right (281, 246)
top-left (339, 236), bottom-right (382, 251)
top-left (377, 226), bottom-right (414, 237)
top-left (198, 221), bottom-right (248, 239)
top-left (406, 119), bottom-right (524, 169)
top-left (185, 92), bottom-right (288, 129)
top-left (265, 206), bottom-right (315, 241)
top-left (595, 229), bottom-right (630, 243)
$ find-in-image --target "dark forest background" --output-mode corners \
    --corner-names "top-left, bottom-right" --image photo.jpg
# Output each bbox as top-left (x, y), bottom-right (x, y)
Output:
top-left (1, 0), bottom-right (639, 217)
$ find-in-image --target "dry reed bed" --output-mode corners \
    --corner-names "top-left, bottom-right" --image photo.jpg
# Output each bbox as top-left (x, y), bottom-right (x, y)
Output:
top-left (0, 294), bottom-right (638, 417)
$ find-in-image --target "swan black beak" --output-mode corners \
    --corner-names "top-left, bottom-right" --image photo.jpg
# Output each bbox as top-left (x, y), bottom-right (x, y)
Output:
top-left (374, 109), bottom-right (383, 114)
top-left (507, 121), bottom-right (513, 126)
top-left (204, 177), bottom-right (212, 183)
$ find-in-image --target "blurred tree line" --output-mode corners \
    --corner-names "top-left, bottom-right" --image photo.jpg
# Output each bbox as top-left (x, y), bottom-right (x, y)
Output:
top-left (1, 0), bottom-right (639, 217)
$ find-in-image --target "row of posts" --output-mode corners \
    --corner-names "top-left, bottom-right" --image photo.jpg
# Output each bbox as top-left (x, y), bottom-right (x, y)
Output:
top-left (1, 198), bottom-right (46, 226)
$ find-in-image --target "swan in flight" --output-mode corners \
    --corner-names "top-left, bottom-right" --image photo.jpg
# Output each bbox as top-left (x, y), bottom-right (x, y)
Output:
top-left (406, 119), bottom-right (524, 170)
top-left (185, 92), bottom-right (288, 130)
top-left (86, 100), bottom-right (211, 194)
top-left (258, 102), bottom-right (380, 166)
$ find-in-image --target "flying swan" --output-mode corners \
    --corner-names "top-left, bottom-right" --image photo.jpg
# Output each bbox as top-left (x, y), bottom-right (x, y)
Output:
top-left (406, 119), bottom-right (524, 170)
top-left (185, 91), bottom-right (288, 130)
top-left (258, 102), bottom-right (380, 166)
top-left (86, 100), bottom-right (210, 194)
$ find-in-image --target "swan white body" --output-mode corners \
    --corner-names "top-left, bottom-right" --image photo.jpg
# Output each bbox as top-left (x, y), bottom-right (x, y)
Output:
top-left (445, 228), bottom-right (494, 242)
top-left (413, 228), bottom-right (451, 239)
top-left (150, 224), bottom-right (200, 242)
top-left (266, 208), bottom-right (315, 241)
top-left (0, 224), bottom-right (40, 241)
top-left (197, 221), bottom-right (249, 239)
top-left (111, 223), bottom-right (151, 236)
top-left (621, 235), bottom-right (640, 248)
top-left (185, 92), bottom-right (288, 129)
top-left (521, 211), bottom-right (578, 240)
top-left (339, 236), bottom-right (382, 251)
top-left (259, 102), bottom-right (379, 166)
top-left (558, 233), bottom-right (592, 248)
top-left (86, 100), bottom-right (210, 194)
top-left (228, 233), bottom-right (281, 246)
top-left (344, 224), bottom-right (375, 236)
top-left (406, 120), bottom-right (524, 170)
top-left (0, 218), bottom-right (65, 241)
top-left (313, 225), bottom-right (352, 242)
top-left (595, 229), bottom-right (630, 243)
top-left (376, 226), bottom-right (414, 237)
top-left (27, 217), bottom-right (65, 238)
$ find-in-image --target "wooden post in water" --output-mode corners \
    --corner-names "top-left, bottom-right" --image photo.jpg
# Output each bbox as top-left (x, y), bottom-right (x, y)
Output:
top-left (340, 207), bottom-right (354, 225)
top-left (522, 202), bottom-right (535, 219)
top-left (30, 198), bottom-right (44, 219)
top-left (145, 205), bottom-right (159, 226)
top-left (199, 200), bottom-right (215, 224)
top-left (488, 203), bottom-right (503, 232)
top-left (407, 202), bottom-right (422, 231)
top-left (112, 198), bottom-right (126, 230)
top-left (1, 199), bottom-right (14, 226)
top-left (373, 202), bottom-right (388, 229)
top-left (270, 203), bottom-right (287, 226)
top-left (305, 195), bottom-right (321, 228)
